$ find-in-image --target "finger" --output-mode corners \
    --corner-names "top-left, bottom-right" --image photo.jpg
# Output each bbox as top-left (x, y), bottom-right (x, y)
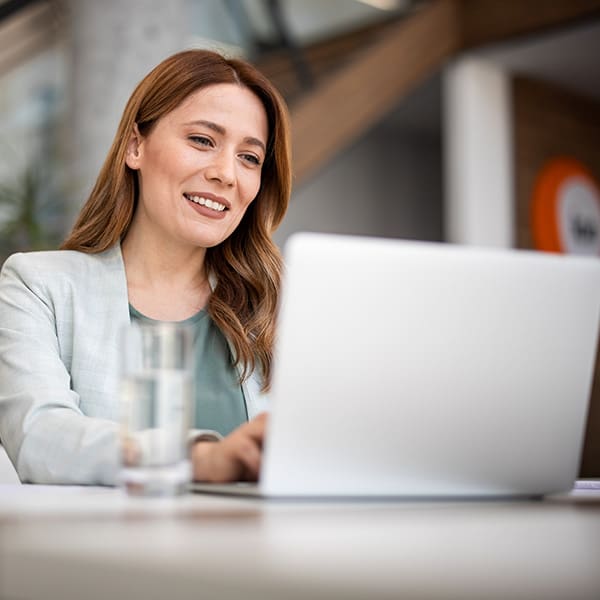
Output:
top-left (231, 438), bottom-right (262, 481)
top-left (253, 412), bottom-right (268, 423)
top-left (240, 415), bottom-right (268, 446)
top-left (207, 418), bottom-right (266, 482)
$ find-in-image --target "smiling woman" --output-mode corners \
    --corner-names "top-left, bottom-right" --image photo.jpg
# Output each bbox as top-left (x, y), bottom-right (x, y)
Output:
top-left (123, 84), bottom-right (268, 258)
top-left (0, 50), bottom-right (292, 486)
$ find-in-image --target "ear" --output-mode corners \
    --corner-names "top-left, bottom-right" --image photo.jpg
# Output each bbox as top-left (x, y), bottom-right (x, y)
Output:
top-left (125, 123), bottom-right (143, 170)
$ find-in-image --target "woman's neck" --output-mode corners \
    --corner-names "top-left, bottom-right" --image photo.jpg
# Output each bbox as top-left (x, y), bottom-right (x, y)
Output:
top-left (121, 229), bottom-right (210, 321)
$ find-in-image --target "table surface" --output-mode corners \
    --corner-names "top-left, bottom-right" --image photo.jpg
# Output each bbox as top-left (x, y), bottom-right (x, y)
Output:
top-left (0, 484), bottom-right (599, 600)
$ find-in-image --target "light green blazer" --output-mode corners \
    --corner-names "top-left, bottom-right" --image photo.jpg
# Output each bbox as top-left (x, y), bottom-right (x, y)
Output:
top-left (0, 245), bottom-right (268, 485)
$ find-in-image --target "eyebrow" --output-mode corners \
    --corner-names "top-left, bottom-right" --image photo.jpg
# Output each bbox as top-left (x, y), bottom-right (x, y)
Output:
top-left (184, 119), bottom-right (266, 154)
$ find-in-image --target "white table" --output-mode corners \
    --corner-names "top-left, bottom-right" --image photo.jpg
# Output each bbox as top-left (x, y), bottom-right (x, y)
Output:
top-left (0, 485), bottom-right (599, 600)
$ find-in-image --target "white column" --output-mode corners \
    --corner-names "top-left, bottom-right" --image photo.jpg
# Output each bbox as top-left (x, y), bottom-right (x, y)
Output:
top-left (443, 57), bottom-right (514, 247)
top-left (66, 0), bottom-right (187, 220)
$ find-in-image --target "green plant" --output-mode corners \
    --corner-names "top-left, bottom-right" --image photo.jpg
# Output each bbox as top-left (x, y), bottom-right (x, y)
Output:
top-left (0, 159), bottom-right (66, 260)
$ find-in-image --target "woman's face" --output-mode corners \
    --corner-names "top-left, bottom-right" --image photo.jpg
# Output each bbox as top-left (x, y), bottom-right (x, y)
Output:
top-left (126, 83), bottom-right (268, 250)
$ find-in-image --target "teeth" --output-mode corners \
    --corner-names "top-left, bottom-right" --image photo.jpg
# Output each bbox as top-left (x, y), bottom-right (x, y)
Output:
top-left (185, 194), bottom-right (226, 212)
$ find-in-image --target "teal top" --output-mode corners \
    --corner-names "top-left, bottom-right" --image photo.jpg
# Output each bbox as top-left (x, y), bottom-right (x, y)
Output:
top-left (129, 305), bottom-right (248, 436)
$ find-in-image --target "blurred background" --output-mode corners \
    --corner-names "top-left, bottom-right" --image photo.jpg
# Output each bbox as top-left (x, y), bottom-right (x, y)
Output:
top-left (1, 0), bottom-right (599, 256)
top-left (0, 0), bottom-right (599, 478)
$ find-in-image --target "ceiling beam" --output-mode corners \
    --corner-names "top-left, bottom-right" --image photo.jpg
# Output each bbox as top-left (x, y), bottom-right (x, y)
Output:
top-left (257, 17), bottom-right (403, 100)
top-left (291, 0), bottom-right (462, 184)
top-left (459, 0), bottom-right (600, 49)
top-left (289, 0), bottom-right (600, 185)
top-left (0, 1), bottom-right (61, 76)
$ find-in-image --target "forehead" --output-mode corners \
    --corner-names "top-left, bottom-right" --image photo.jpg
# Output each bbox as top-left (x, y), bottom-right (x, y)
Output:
top-left (161, 83), bottom-right (268, 142)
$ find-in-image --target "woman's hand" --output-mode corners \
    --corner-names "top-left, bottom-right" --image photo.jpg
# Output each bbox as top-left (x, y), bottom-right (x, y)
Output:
top-left (191, 413), bottom-right (267, 483)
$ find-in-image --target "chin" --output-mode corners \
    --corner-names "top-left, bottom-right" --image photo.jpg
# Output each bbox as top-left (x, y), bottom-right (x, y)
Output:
top-left (191, 235), bottom-right (227, 249)
top-left (185, 226), bottom-right (231, 250)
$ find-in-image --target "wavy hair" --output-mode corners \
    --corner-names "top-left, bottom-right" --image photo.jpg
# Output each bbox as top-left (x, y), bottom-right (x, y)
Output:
top-left (61, 50), bottom-right (292, 391)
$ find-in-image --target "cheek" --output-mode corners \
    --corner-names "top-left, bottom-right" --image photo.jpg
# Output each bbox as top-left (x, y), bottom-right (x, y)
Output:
top-left (139, 152), bottom-right (167, 187)
top-left (143, 145), bottom-right (193, 182)
top-left (241, 172), bottom-right (263, 206)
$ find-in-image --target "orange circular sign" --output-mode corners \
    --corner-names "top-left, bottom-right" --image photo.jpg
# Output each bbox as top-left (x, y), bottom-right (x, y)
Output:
top-left (531, 157), bottom-right (600, 255)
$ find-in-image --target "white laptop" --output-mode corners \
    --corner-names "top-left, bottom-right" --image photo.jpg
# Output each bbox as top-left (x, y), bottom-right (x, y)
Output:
top-left (191, 233), bottom-right (600, 498)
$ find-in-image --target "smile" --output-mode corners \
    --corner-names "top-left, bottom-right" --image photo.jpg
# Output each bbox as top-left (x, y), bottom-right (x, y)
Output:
top-left (183, 193), bottom-right (227, 212)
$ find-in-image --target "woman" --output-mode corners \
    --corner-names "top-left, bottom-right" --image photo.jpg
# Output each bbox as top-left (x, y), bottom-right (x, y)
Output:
top-left (0, 49), bottom-right (292, 485)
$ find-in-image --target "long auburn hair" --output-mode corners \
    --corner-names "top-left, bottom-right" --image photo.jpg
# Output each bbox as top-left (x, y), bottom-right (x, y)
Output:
top-left (61, 50), bottom-right (292, 391)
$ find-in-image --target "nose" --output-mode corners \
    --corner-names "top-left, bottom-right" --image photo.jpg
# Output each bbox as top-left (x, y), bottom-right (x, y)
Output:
top-left (204, 150), bottom-right (235, 187)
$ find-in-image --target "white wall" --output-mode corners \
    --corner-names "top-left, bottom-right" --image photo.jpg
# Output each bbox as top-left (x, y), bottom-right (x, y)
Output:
top-left (67, 0), bottom-right (188, 219)
top-left (0, 43), bottom-right (66, 182)
top-left (274, 125), bottom-right (443, 248)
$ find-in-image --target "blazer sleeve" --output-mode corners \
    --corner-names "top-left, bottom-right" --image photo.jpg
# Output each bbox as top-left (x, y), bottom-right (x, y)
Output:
top-left (0, 254), bottom-right (119, 485)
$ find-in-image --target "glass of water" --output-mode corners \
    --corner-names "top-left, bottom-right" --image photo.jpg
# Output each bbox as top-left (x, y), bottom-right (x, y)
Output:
top-left (119, 321), bottom-right (195, 496)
